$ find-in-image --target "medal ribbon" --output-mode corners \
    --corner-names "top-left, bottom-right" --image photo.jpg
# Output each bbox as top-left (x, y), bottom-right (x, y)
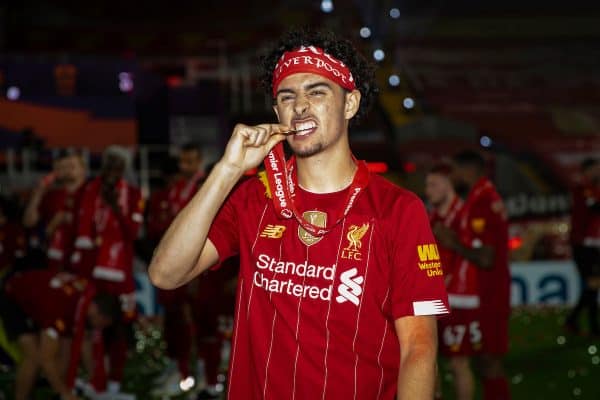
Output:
top-left (263, 142), bottom-right (369, 237)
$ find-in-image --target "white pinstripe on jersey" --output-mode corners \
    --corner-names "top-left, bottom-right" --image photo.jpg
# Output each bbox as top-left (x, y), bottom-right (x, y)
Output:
top-left (321, 218), bottom-right (348, 400)
top-left (352, 221), bottom-right (375, 400)
top-left (376, 288), bottom-right (391, 399)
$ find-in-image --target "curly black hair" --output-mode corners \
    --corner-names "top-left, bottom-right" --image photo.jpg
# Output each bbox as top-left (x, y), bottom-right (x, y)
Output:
top-left (259, 28), bottom-right (378, 126)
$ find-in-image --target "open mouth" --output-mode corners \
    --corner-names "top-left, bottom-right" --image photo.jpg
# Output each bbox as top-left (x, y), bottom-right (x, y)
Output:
top-left (292, 120), bottom-right (318, 136)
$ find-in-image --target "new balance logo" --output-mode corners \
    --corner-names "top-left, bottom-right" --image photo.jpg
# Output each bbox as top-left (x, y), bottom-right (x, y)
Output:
top-left (260, 225), bottom-right (287, 239)
top-left (417, 244), bottom-right (440, 262)
top-left (335, 268), bottom-right (364, 306)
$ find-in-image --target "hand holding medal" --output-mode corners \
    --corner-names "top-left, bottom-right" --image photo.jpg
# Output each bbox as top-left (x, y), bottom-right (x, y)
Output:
top-left (221, 123), bottom-right (291, 175)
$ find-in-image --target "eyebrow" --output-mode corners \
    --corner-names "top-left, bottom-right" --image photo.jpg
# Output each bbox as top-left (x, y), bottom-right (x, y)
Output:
top-left (275, 81), bottom-right (333, 97)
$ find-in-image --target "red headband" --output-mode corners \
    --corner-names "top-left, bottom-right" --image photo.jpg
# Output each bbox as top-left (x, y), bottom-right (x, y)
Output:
top-left (272, 46), bottom-right (356, 97)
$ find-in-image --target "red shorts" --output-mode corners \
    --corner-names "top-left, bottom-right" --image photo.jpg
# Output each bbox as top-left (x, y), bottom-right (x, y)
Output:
top-left (480, 309), bottom-right (510, 355)
top-left (438, 308), bottom-right (483, 357)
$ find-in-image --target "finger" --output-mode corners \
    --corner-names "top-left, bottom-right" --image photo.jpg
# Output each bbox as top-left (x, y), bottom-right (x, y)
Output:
top-left (256, 123), bottom-right (292, 136)
top-left (271, 123), bottom-right (292, 135)
top-left (242, 129), bottom-right (258, 146)
top-left (263, 131), bottom-right (287, 150)
top-left (254, 126), bottom-right (268, 145)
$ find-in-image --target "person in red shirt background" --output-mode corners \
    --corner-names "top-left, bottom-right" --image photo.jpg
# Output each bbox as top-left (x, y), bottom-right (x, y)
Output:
top-left (434, 150), bottom-right (511, 400)
top-left (22, 149), bottom-right (87, 273)
top-left (0, 269), bottom-right (120, 400)
top-left (145, 156), bottom-right (179, 248)
top-left (426, 164), bottom-right (480, 400)
top-left (565, 157), bottom-right (600, 336)
top-left (72, 145), bottom-right (144, 393)
top-left (150, 144), bottom-right (208, 396)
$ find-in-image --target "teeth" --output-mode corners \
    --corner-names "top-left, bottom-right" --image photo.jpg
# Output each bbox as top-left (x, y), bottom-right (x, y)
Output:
top-left (294, 121), bottom-right (317, 132)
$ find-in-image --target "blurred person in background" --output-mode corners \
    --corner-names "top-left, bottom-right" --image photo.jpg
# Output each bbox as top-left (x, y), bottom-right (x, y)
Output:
top-left (565, 157), bottom-right (600, 337)
top-left (145, 156), bottom-right (179, 254)
top-left (426, 164), bottom-right (479, 400)
top-left (0, 196), bottom-right (26, 278)
top-left (149, 28), bottom-right (449, 400)
top-left (152, 143), bottom-right (207, 397)
top-left (434, 150), bottom-right (510, 400)
top-left (22, 149), bottom-right (87, 272)
top-left (0, 269), bottom-right (120, 400)
top-left (72, 145), bottom-right (144, 394)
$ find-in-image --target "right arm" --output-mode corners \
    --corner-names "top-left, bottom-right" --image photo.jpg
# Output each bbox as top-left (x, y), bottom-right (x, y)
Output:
top-left (148, 123), bottom-right (288, 289)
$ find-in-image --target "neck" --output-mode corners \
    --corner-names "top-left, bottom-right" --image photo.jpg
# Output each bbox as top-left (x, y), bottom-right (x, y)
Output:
top-left (436, 193), bottom-right (456, 216)
top-left (296, 148), bottom-right (356, 194)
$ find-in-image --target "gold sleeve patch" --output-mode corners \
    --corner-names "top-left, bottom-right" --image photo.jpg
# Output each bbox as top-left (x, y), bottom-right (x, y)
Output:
top-left (258, 171), bottom-right (272, 199)
top-left (416, 244), bottom-right (443, 277)
top-left (471, 218), bottom-right (486, 233)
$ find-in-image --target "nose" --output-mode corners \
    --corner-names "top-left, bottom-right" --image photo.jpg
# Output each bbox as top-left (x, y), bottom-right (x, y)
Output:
top-left (293, 95), bottom-right (309, 116)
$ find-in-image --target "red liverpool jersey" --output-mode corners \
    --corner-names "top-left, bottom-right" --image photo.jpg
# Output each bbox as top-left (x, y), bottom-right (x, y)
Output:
top-left (169, 172), bottom-right (204, 216)
top-left (146, 186), bottom-right (172, 241)
top-left (74, 178), bottom-right (144, 292)
top-left (430, 196), bottom-right (479, 310)
top-left (458, 177), bottom-right (510, 314)
top-left (40, 186), bottom-right (84, 271)
top-left (208, 173), bottom-right (449, 400)
top-left (429, 196), bottom-right (463, 278)
top-left (570, 182), bottom-right (600, 247)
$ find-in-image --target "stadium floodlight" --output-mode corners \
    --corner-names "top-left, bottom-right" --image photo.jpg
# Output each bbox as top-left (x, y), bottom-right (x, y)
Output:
top-left (373, 49), bottom-right (385, 61)
top-left (480, 135), bottom-right (492, 148)
top-left (403, 97), bottom-right (414, 109)
top-left (7, 86), bottom-right (20, 100)
top-left (390, 8), bottom-right (400, 19)
top-left (320, 0), bottom-right (334, 13)
top-left (359, 27), bottom-right (371, 38)
top-left (388, 74), bottom-right (400, 87)
top-left (118, 72), bottom-right (134, 93)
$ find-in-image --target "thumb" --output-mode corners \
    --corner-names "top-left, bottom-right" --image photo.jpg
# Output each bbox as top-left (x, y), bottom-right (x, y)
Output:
top-left (263, 132), bottom-right (287, 153)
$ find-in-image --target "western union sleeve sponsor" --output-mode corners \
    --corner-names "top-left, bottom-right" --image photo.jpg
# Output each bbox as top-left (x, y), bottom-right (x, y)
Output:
top-left (417, 244), bottom-right (443, 277)
top-left (417, 244), bottom-right (440, 262)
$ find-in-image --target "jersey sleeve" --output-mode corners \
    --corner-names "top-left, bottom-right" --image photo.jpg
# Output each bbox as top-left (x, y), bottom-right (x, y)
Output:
top-left (390, 196), bottom-right (449, 320)
top-left (207, 185), bottom-right (243, 263)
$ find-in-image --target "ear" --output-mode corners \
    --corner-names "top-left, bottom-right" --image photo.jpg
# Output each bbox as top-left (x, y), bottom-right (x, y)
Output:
top-left (344, 89), bottom-right (361, 120)
top-left (273, 105), bottom-right (280, 122)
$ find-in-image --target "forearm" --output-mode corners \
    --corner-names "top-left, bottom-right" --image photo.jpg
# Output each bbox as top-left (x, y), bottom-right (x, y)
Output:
top-left (452, 242), bottom-right (494, 269)
top-left (397, 345), bottom-right (437, 400)
top-left (23, 188), bottom-right (45, 227)
top-left (149, 161), bottom-right (243, 288)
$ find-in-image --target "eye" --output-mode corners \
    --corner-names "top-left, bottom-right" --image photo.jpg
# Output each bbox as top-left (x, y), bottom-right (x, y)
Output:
top-left (309, 90), bottom-right (325, 96)
top-left (278, 95), bottom-right (294, 103)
